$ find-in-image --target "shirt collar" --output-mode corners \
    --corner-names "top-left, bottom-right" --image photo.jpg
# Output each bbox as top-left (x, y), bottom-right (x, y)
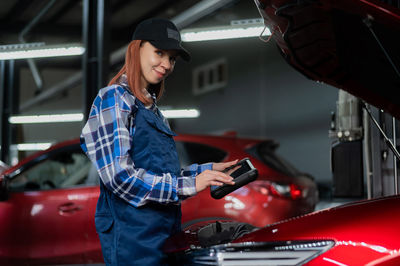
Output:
top-left (118, 74), bottom-right (157, 110)
top-left (119, 74), bottom-right (129, 87)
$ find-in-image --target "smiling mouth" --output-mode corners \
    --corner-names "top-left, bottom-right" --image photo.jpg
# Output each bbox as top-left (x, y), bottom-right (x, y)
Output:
top-left (154, 69), bottom-right (166, 79)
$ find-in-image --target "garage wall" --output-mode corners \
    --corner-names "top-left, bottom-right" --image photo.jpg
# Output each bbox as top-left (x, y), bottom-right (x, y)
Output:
top-left (13, 0), bottom-right (339, 187)
top-left (163, 37), bottom-right (338, 186)
top-left (14, 36), bottom-right (338, 187)
top-left (19, 68), bottom-right (83, 143)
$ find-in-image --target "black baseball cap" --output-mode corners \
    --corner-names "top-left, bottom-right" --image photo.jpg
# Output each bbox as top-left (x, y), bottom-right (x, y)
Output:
top-left (132, 18), bottom-right (191, 62)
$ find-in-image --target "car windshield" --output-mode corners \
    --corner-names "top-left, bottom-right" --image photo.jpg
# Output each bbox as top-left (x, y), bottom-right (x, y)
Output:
top-left (6, 141), bottom-right (228, 191)
top-left (247, 141), bottom-right (301, 177)
top-left (175, 141), bottom-right (227, 167)
top-left (8, 150), bottom-right (93, 191)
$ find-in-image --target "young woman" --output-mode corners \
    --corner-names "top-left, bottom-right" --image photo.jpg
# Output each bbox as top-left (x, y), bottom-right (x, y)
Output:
top-left (80, 18), bottom-right (237, 266)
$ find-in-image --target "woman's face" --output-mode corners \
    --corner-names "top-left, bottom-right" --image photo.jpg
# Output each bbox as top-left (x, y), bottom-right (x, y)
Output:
top-left (139, 41), bottom-right (177, 88)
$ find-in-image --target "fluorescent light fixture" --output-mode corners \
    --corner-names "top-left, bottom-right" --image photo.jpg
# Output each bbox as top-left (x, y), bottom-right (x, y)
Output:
top-left (160, 109), bottom-right (200, 118)
top-left (9, 113), bottom-right (84, 124)
top-left (8, 109), bottom-right (198, 124)
top-left (15, 143), bottom-right (52, 151)
top-left (0, 42), bottom-right (85, 60)
top-left (181, 19), bottom-right (271, 42)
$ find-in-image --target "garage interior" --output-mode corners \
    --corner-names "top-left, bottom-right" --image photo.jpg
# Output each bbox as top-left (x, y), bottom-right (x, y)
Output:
top-left (1, 0), bottom-right (399, 212)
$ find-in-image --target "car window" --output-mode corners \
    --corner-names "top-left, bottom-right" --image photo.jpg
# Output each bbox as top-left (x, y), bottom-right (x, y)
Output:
top-left (7, 141), bottom-right (227, 191)
top-left (246, 141), bottom-right (301, 177)
top-left (175, 141), bottom-right (227, 167)
top-left (8, 151), bottom-right (98, 192)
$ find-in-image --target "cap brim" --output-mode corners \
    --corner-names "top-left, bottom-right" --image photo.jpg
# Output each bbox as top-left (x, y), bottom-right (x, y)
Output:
top-left (149, 40), bottom-right (191, 62)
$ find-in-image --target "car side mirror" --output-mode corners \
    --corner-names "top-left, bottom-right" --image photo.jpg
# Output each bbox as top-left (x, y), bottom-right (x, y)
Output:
top-left (0, 176), bottom-right (9, 201)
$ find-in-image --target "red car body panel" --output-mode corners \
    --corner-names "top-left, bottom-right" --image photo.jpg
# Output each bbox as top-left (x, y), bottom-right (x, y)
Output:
top-left (0, 187), bottom-right (91, 264)
top-left (0, 134), bottom-right (317, 264)
top-left (181, 186), bottom-right (305, 228)
top-left (235, 195), bottom-right (400, 265)
top-left (164, 195), bottom-right (400, 265)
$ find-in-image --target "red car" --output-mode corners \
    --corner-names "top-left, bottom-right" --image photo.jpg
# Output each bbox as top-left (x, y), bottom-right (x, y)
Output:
top-left (0, 133), bottom-right (317, 265)
top-left (164, 0), bottom-right (400, 265)
top-left (165, 195), bottom-right (400, 265)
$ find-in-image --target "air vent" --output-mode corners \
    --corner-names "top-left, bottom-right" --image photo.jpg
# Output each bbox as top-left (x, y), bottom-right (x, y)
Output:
top-left (192, 58), bottom-right (227, 95)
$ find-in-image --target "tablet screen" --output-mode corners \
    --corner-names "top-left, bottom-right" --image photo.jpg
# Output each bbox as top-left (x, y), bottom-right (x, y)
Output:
top-left (230, 161), bottom-right (252, 179)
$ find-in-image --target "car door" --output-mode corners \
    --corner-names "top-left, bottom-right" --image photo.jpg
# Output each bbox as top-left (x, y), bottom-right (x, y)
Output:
top-left (5, 147), bottom-right (92, 264)
top-left (82, 166), bottom-right (103, 264)
top-left (0, 192), bottom-right (30, 265)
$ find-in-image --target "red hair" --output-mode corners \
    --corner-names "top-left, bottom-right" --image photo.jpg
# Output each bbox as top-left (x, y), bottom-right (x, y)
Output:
top-left (108, 40), bottom-right (164, 105)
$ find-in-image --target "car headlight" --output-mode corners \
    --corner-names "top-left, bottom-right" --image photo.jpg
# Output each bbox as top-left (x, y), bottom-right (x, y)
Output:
top-left (185, 240), bottom-right (334, 265)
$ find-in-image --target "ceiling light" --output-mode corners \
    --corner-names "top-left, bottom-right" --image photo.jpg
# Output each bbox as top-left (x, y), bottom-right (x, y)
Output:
top-left (181, 19), bottom-right (270, 42)
top-left (14, 143), bottom-right (52, 151)
top-left (0, 42), bottom-right (85, 60)
top-left (8, 109), bottom-right (199, 124)
top-left (9, 113), bottom-right (84, 124)
top-left (160, 109), bottom-right (200, 118)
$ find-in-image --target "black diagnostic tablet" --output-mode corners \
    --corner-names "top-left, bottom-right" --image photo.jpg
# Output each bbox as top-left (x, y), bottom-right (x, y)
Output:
top-left (211, 158), bottom-right (258, 199)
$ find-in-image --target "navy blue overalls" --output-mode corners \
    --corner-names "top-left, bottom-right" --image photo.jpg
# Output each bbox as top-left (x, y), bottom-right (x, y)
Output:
top-left (94, 96), bottom-right (182, 266)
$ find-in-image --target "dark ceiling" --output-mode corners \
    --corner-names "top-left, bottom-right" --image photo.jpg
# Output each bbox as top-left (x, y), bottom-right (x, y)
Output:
top-left (0, 0), bottom-right (222, 69)
top-left (0, 0), bottom-right (257, 70)
top-left (0, 0), bottom-right (206, 46)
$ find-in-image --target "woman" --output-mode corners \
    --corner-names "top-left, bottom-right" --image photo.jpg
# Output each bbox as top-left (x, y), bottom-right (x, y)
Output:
top-left (80, 18), bottom-right (237, 266)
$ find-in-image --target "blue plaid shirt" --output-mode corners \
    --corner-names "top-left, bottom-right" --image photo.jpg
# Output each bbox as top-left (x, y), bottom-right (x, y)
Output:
top-left (80, 79), bottom-right (212, 207)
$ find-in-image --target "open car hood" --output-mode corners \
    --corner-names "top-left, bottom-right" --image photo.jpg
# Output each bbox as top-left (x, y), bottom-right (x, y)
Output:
top-left (254, 0), bottom-right (400, 118)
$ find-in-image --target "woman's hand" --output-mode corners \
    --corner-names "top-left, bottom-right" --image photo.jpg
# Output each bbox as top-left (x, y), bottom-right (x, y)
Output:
top-left (212, 160), bottom-right (239, 172)
top-left (195, 160), bottom-right (240, 193)
top-left (195, 169), bottom-right (235, 193)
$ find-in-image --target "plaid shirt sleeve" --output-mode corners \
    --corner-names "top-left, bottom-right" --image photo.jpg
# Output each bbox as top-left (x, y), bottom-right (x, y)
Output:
top-left (180, 163), bottom-right (212, 179)
top-left (80, 85), bottom-right (209, 207)
top-left (178, 163), bottom-right (213, 199)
